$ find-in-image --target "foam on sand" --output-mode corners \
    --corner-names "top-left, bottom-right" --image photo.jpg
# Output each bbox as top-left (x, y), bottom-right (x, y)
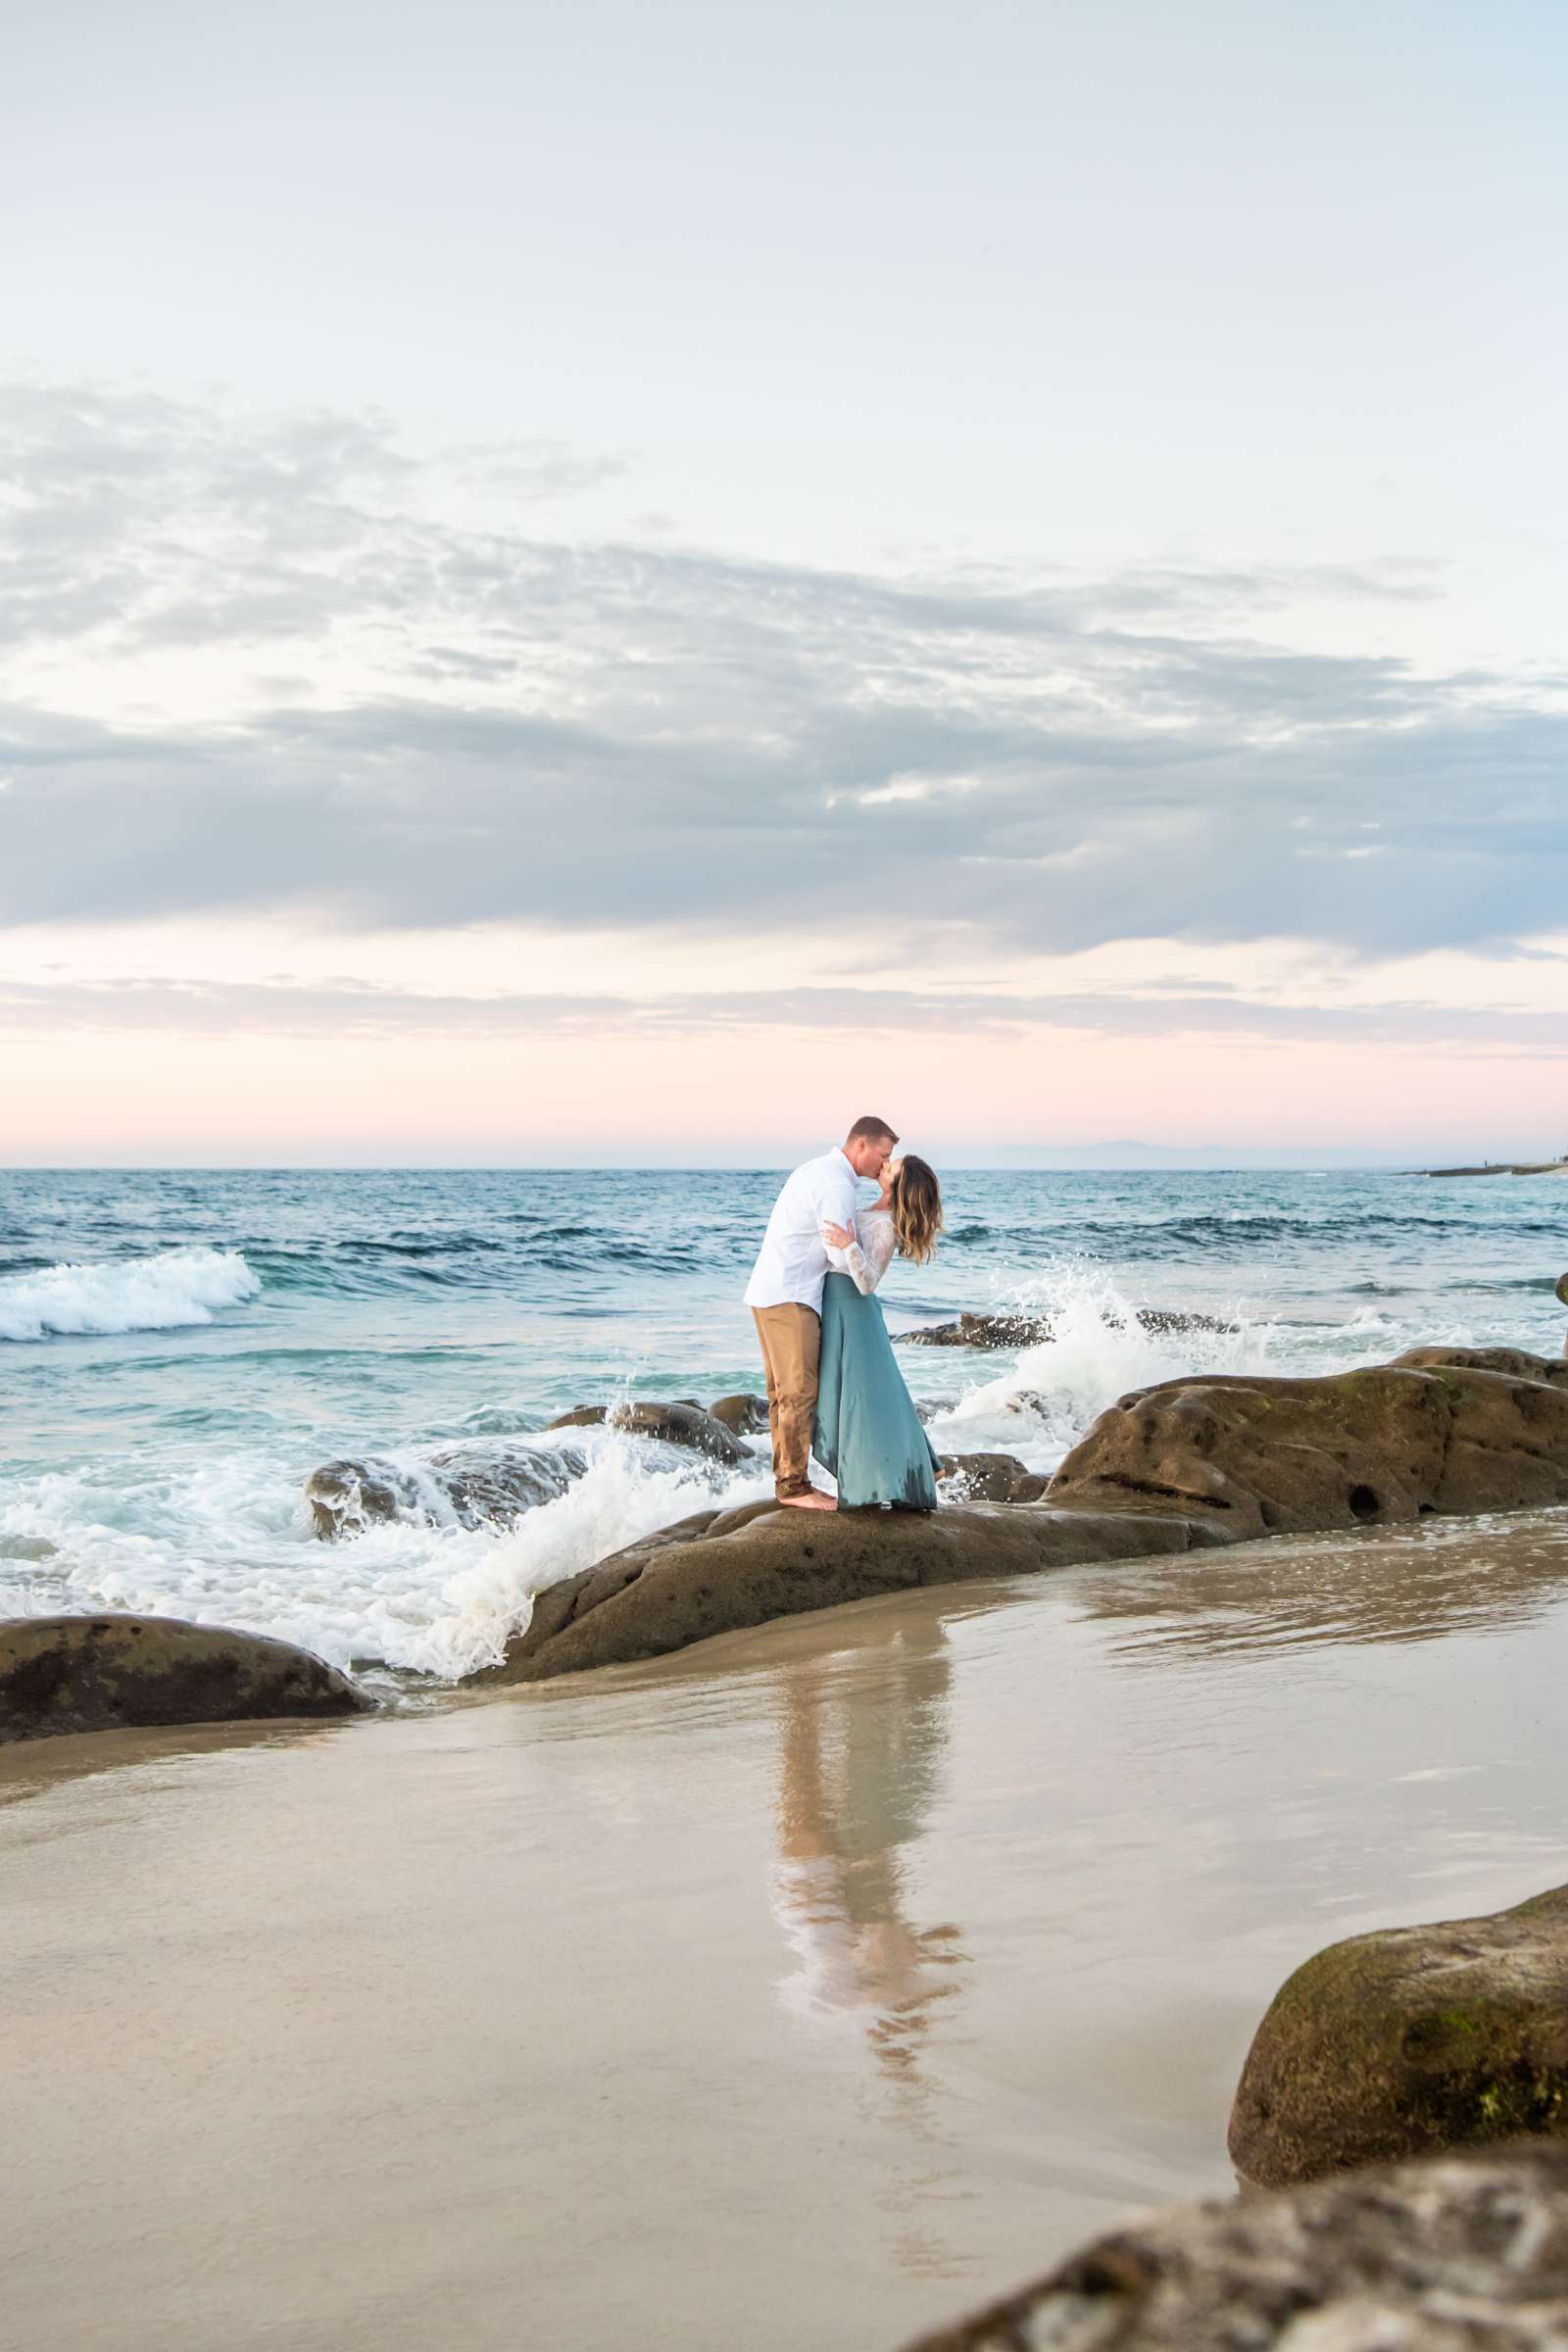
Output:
top-left (0, 1247), bottom-right (262, 1342)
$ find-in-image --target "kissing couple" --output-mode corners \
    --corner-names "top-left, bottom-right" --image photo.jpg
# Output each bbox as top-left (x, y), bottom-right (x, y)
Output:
top-left (744, 1117), bottom-right (945, 1512)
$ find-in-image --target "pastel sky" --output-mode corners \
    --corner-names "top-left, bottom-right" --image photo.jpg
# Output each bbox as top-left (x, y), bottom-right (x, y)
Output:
top-left (4, 0), bottom-right (1566, 1164)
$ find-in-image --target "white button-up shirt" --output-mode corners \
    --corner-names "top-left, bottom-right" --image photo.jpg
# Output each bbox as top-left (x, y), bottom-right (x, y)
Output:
top-left (744, 1148), bottom-right (860, 1314)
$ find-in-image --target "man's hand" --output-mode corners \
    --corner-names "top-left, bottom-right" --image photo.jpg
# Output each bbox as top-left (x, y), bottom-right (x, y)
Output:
top-left (820, 1220), bottom-right (854, 1250)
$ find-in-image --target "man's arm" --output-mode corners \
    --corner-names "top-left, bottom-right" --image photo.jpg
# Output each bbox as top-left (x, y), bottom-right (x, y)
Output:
top-left (814, 1160), bottom-right (859, 1271)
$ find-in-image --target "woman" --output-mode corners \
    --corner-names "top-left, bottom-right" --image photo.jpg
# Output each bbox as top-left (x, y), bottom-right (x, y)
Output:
top-left (814, 1155), bottom-right (945, 1510)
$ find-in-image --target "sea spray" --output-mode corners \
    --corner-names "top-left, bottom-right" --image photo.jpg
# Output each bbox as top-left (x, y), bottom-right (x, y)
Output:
top-left (0, 1427), bottom-right (770, 1681)
top-left (0, 1247), bottom-right (261, 1342)
top-left (925, 1257), bottom-right (1278, 1472)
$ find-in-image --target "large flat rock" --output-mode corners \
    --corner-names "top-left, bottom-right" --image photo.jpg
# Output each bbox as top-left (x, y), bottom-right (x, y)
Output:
top-left (0, 1614), bottom-right (371, 1746)
top-left (902, 2140), bottom-right (1568, 2350)
top-left (1230, 1883), bottom-right (1568, 2188)
top-left (1049, 1351), bottom-right (1568, 1539)
top-left (477, 1499), bottom-right (1224, 1684)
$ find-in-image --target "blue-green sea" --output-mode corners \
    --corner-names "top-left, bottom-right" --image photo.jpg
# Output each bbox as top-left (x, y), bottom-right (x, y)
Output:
top-left (3, 1167), bottom-right (1564, 1678)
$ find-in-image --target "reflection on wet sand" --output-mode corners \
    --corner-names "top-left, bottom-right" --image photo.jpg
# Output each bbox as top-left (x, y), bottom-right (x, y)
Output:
top-left (1072, 1507), bottom-right (1568, 1663)
top-left (771, 1619), bottom-right (975, 2279)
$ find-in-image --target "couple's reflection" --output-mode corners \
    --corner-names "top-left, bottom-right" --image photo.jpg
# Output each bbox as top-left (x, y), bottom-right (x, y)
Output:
top-left (771, 1617), bottom-right (967, 2095)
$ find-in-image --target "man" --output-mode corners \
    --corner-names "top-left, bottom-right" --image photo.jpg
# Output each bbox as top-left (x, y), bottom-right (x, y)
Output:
top-left (744, 1117), bottom-right (899, 1510)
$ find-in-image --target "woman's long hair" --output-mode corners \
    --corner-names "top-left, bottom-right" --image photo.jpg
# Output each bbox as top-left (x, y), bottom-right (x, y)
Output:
top-left (890, 1155), bottom-right (943, 1265)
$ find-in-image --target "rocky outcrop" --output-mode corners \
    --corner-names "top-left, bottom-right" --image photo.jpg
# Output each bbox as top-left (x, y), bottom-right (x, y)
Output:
top-left (546, 1399), bottom-right (752, 1464)
top-left (1048, 1352), bottom-right (1568, 1539)
top-left (936, 1452), bottom-right (1050, 1502)
top-left (1229, 1884), bottom-right (1568, 2188)
top-left (900, 1307), bottom-right (1237, 1349)
top-left (902, 2140), bottom-right (1568, 2350)
top-left (708, 1393), bottom-right (771, 1436)
top-left (306, 1442), bottom-right (587, 1539)
top-left (477, 1499), bottom-right (1224, 1684)
top-left (0, 1614), bottom-right (370, 1746)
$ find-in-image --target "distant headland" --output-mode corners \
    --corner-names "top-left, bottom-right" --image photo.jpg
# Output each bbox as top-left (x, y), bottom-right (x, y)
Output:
top-left (1425, 1158), bottom-right (1568, 1178)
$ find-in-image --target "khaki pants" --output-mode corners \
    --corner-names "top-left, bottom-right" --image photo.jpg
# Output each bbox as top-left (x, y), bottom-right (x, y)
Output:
top-left (752, 1303), bottom-right (821, 1498)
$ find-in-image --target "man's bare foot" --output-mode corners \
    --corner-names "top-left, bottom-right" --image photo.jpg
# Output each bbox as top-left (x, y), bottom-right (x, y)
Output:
top-left (778, 1491), bottom-right (837, 1510)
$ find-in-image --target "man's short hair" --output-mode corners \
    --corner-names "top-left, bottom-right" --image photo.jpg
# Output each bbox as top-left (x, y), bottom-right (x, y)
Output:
top-left (846, 1115), bottom-right (899, 1148)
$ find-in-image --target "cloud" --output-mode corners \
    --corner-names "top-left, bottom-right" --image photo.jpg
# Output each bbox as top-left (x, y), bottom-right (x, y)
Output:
top-left (2, 379), bottom-right (1565, 958)
top-left (3, 974), bottom-right (1564, 1055)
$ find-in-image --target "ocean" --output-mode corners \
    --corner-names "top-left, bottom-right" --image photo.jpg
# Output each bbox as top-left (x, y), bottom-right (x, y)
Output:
top-left (3, 1166), bottom-right (1565, 1682)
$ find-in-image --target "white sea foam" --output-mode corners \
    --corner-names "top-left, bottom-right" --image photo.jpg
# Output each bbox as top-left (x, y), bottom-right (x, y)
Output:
top-left (0, 1247), bottom-right (261, 1342)
top-left (923, 1259), bottom-right (1279, 1473)
top-left (0, 1427), bottom-right (770, 1682)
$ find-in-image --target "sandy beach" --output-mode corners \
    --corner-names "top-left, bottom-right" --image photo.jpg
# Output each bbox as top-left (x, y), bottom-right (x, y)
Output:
top-left (8, 1509), bottom-right (1568, 2351)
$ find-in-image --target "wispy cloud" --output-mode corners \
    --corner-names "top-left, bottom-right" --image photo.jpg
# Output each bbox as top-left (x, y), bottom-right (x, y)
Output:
top-left (4, 974), bottom-right (1564, 1055)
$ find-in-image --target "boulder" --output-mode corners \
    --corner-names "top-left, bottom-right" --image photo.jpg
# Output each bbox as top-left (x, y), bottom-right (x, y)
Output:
top-left (901, 2140), bottom-right (1568, 2350)
top-left (936, 1452), bottom-right (1050, 1503)
top-left (476, 1499), bottom-right (1224, 1684)
top-left (1229, 1883), bottom-right (1568, 2188)
top-left (1048, 1357), bottom-right (1568, 1540)
top-left (0, 1614), bottom-right (370, 1746)
top-left (306, 1442), bottom-right (586, 1539)
top-left (900, 1307), bottom-right (1237, 1349)
top-left (546, 1399), bottom-right (751, 1465)
top-left (708, 1392), bottom-right (771, 1437)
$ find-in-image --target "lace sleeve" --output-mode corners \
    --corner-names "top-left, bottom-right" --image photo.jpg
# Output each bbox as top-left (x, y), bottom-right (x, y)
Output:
top-left (842, 1211), bottom-right (897, 1296)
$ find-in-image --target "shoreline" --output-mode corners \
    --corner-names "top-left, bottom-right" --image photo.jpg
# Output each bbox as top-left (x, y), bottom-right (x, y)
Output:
top-left (8, 1510), bottom-right (1568, 2350)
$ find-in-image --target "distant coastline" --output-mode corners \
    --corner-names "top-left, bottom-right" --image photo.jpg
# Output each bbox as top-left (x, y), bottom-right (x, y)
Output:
top-left (1425, 1159), bottom-right (1568, 1178)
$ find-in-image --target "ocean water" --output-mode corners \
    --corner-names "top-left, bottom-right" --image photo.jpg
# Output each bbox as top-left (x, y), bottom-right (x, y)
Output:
top-left (2, 1166), bottom-right (1564, 1682)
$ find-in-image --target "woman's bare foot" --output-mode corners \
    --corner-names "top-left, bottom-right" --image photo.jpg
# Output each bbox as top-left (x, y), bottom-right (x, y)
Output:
top-left (779, 1491), bottom-right (837, 1510)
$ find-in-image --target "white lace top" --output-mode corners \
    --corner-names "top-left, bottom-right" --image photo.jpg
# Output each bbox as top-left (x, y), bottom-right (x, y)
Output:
top-left (840, 1206), bottom-right (897, 1297)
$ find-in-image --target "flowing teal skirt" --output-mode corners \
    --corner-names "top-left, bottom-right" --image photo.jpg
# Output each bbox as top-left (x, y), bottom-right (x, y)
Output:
top-left (813, 1271), bottom-right (941, 1511)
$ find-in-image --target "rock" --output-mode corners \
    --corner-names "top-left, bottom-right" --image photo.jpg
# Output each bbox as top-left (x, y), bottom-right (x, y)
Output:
top-left (476, 1500), bottom-right (1224, 1684)
top-left (1048, 1356), bottom-right (1568, 1540)
top-left (307, 1442), bottom-right (586, 1539)
top-left (708, 1392), bottom-right (771, 1437)
top-left (0, 1614), bottom-right (370, 1746)
top-left (545, 1399), bottom-right (751, 1465)
top-left (1229, 1883), bottom-right (1568, 2189)
top-left (936, 1452), bottom-right (1050, 1502)
top-left (901, 1311), bottom-right (1052, 1349)
top-left (900, 1307), bottom-right (1237, 1349)
top-left (1392, 1344), bottom-right (1568, 1390)
top-left (901, 2140), bottom-right (1568, 2350)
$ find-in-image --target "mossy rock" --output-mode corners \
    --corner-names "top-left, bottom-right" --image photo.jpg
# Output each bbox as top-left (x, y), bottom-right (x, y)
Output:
top-left (1229, 1884), bottom-right (1568, 2187)
top-left (1050, 1355), bottom-right (1568, 1539)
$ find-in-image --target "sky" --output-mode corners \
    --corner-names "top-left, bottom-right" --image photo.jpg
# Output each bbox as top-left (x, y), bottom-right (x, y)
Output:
top-left (3, 0), bottom-right (1566, 1165)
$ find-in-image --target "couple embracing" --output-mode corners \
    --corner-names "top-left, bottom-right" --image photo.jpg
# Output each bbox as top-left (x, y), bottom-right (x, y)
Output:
top-left (744, 1117), bottom-right (945, 1512)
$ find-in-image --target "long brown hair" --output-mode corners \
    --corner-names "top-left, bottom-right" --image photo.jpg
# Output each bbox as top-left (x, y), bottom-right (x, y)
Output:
top-left (890, 1155), bottom-right (943, 1265)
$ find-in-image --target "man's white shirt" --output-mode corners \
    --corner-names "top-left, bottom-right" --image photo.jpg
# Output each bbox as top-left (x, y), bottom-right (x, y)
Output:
top-left (744, 1148), bottom-right (860, 1313)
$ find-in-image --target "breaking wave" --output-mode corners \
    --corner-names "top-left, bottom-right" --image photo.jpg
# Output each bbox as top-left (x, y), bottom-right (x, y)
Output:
top-left (0, 1247), bottom-right (261, 1343)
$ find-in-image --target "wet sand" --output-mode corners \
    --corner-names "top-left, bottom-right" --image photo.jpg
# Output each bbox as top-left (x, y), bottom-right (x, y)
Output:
top-left (7, 1510), bottom-right (1568, 2350)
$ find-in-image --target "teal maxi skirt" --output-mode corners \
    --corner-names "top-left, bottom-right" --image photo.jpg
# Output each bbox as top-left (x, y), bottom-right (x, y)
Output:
top-left (813, 1270), bottom-right (941, 1511)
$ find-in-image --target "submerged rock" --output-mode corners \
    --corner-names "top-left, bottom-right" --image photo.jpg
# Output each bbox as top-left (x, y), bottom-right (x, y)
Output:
top-left (900, 1306), bottom-right (1237, 1349)
top-left (1230, 1883), bottom-right (1568, 2188)
top-left (306, 1442), bottom-right (587, 1539)
top-left (476, 1499), bottom-right (1223, 1684)
top-left (1049, 1353), bottom-right (1568, 1539)
top-left (708, 1392), bottom-right (771, 1437)
top-left (902, 2140), bottom-right (1568, 2350)
top-left (0, 1614), bottom-right (370, 1746)
top-left (936, 1452), bottom-right (1050, 1502)
top-left (545, 1399), bottom-right (752, 1464)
